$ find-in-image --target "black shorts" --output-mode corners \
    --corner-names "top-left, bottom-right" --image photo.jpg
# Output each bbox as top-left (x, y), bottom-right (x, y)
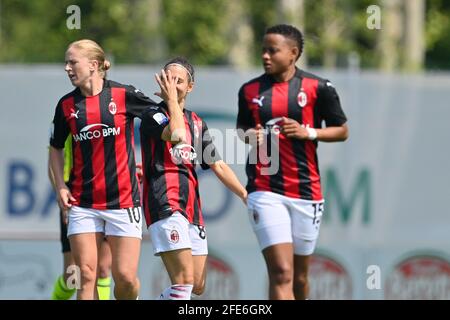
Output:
top-left (59, 209), bottom-right (71, 253)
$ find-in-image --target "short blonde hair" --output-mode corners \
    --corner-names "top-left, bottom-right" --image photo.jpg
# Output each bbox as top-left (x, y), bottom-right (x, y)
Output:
top-left (68, 39), bottom-right (111, 78)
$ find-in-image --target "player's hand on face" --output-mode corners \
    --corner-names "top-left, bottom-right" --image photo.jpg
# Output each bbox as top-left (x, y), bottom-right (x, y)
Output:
top-left (154, 69), bottom-right (179, 102)
top-left (280, 117), bottom-right (308, 139)
top-left (244, 124), bottom-right (264, 146)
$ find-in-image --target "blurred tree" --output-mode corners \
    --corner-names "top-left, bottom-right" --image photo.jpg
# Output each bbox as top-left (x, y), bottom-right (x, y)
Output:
top-left (377, 0), bottom-right (403, 72)
top-left (140, 0), bottom-right (166, 64)
top-left (0, 0), bottom-right (159, 63)
top-left (304, 0), bottom-right (358, 68)
top-left (0, 0), bottom-right (448, 70)
top-left (277, 0), bottom-right (308, 68)
top-left (162, 0), bottom-right (228, 65)
top-left (377, 0), bottom-right (426, 72)
top-left (321, 0), bottom-right (346, 69)
top-left (0, 0), bottom-right (3, 47)
top-left (425, 0), bottom-right (450, 70)
top-left (349, 0), bottom-right (381, 69)
top-left (224, 1), bottom-right (254, 69)
top-left (74, 0), bottom-right (160, 63)
top-left (404, 0), bottom-right (425, 72)
top-left (0, 0), bottom-right (68, 62)
top-left (246, 0), bottom-right (278, 65)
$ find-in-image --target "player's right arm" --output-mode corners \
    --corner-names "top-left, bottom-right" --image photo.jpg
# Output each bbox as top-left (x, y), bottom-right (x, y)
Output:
top-left (48, 149), bottom-right (69, 223)
top-left (47, 154), bottom-right (56, 191)
top-left (49, 147), bottom-right (75, 210)
top-left (49, 100), bottom-right (75, 210)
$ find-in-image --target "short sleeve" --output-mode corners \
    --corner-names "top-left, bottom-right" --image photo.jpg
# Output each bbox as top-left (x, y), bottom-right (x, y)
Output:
top-left (316, 80), bottom-right (347, 127)
top-left (125, 85), bottom-right (158, 119)
top-left (199, 120), bottom-right (221, 170)
top-left (49, 101), bottom-right (70, 149)
top-left (140, 105), bottom-right (169, 139)
top-left (236, 86), bottom-right (255, 130)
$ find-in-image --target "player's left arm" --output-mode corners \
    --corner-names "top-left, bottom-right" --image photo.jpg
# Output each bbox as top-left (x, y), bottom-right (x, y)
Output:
top-left (209, 160), bottom-right (247, 204)
top-left (281, 118), bottom-right (348, 142)
top-left (200, 120), bottom-right (247, 204)
top-left (281, 80), bottom-right (348, 142)
top-left (316, 123), bottom-right (348, 142)
top-left (125, 84), bottom-right (159, 118)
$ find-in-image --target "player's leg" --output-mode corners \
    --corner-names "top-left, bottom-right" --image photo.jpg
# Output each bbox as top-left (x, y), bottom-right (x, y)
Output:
top-left (62, 252), bottom-right (76, 282)
top-left (52, 209), bottom-right (76, 300)
top-left (60, 207), bottom-right (74, 284)
top-left (160, 249), bottom-right (194, 299)
top-left (247, 191), bottom-right (294, 300)
top-left (190, 224), bottom-right (208, 297)
top-left (262, 244), bottom-right (294, 299)
top-left (67, 205), bottom-right (105, 300)
top-left (96, 239), bottom-right (112, 300)
top-left (51, 253), bottom-right (76, 300)
top-left (293, 254), bottom-right (312, 299)
top-left (69, 232), bottom-right (103, 300)
top-left (150, 212), bottom-right (194, 300)
top-left (290, 198), bottom-right (323, 300)
top-left (104, 206), bottom-right (142, 300)
top-left (192, 255), bottom-right (207, 297)
top-left (108, 236), bottom-right (141, 299)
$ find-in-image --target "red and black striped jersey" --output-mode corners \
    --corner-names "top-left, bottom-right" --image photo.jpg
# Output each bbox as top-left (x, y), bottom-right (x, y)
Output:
top-left (237, 68), bottom-right (347, 201)
top-left (49, 80), bottom-right (157, 209)
top-left (140, 103), bottom-right (221, 227)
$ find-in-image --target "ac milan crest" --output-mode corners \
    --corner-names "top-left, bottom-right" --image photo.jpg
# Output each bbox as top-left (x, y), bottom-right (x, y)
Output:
top-left (170, 229), bottom-right (180, 243)
top-left (108, 99), bottom-right (117, 115)
top-left (297, 90), bottom-right (307, 108)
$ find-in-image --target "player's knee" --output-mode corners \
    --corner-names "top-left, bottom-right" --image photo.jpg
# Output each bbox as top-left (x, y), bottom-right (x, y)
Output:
top-left (173, 273), bottom-right (194, 286)
top-left (294, 272), bottom-right (308, 289)
top-left (268, 263), bottom-right (293, 285)
top-left (114, 271), bottom-right (138, 290)
top-left (79, 264), bottom-right (97, 284)
top-left (97, 264), bottom-right (110, 279)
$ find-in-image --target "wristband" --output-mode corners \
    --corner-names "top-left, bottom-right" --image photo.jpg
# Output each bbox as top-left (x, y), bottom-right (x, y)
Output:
top-left (306, 127), bottom-right (317, 140)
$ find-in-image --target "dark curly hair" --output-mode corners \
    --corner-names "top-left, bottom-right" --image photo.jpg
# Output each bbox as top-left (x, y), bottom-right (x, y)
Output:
top-left (265, 24), bottom-right (304, 60)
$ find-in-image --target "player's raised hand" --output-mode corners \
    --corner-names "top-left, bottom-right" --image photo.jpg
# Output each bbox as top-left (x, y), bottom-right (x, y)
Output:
top-left (154, 69), bottom-right (179, 103)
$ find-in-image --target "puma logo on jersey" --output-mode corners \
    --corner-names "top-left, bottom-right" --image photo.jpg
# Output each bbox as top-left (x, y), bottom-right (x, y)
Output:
top-left (252, 96), bottom-right (265, 107)
top-left (70, 109), bottom-right (79, 119)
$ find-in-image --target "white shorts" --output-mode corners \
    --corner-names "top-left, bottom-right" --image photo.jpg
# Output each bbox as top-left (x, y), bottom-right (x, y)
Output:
top-left (67, 205), bottom-right (143, 239)
top-left (149, 212), bottom-right (208, 256)
top-left (247, 191), bottom-right (324, 255)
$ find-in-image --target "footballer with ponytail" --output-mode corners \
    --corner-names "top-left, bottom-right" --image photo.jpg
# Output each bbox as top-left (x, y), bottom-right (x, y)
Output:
top-left (49, 39), bottom-right (158, 300)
